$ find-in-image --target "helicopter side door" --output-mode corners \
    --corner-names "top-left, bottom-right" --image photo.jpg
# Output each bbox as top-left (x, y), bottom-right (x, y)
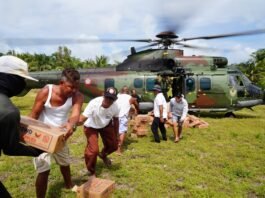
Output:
top-left (189, 74), bottom-right (230, 110)
top-left (171, 76), bottom-right (185, 98)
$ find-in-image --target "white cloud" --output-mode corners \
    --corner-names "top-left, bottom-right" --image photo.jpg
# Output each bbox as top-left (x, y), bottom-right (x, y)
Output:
top-left (0, 0), bottom-right (265, 63)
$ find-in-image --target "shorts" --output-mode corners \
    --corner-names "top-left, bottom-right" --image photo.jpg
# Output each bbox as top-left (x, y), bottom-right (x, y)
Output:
top-left (172, 115), bottom-right (183, 126)
top-left (33, 144), bottom-right (70, 173)
top-left (119, 115), bottom-right (128, 134)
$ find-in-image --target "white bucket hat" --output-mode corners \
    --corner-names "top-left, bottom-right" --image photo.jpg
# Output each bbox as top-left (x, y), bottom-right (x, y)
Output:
top-left (0, 55), bottom-right (38, 81)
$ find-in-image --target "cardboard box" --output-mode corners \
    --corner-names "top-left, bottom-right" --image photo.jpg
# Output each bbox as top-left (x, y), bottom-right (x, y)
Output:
top-left (77, 178), bottom-right (115, 198)
top-left (19, 116), bottom-right (66, 153)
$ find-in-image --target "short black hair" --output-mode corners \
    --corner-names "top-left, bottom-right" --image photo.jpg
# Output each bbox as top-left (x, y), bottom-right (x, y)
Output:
top-left (61, 68), bottom-right (80, 83)
top-left (175, 92), bottom-right (182, 98)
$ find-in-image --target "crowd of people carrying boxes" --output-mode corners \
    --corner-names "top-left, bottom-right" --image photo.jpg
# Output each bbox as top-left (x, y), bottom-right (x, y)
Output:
top-left (0, 55), bottom-right (189, 198)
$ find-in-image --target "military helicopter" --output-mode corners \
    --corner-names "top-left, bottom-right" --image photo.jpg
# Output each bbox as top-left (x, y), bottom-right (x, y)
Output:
top-left (16, 29), bottom-right (265, 117)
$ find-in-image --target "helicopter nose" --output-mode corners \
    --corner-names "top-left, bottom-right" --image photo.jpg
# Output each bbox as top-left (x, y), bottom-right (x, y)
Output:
top-left (246, 83), bottom-right (263, 98)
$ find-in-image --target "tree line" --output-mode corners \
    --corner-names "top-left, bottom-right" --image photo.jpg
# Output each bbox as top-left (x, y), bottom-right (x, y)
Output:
top-left (0, 46), bottom-right (116, 71)
top-left (232, 49), bottom-right (265, 89)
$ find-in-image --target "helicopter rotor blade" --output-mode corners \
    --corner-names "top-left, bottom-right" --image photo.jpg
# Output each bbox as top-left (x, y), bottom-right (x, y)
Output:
top-left (2, 38), bottom-right (153, 46)
top-left (135, 43), bottom-right (159, 51)
top-left (180, 28), bottom-right (265, 41)
top-left (175, 42), bottom-right (207, 49)
top-left (175, 42), bottom-right (220, 51)
top-left (108, 43), bottom-right (159, 60)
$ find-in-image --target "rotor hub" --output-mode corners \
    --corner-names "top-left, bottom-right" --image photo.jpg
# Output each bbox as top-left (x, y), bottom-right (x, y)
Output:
top-left (156, 31), bottom-right (178, 39)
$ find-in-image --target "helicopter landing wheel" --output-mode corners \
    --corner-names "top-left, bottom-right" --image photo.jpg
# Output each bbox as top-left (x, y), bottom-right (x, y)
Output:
top-left (224, 112), bottom-right (236, 118)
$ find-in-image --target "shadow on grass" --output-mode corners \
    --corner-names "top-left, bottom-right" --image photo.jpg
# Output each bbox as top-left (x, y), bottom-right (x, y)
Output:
top-left (47, 181), bottom-right (64, 198)
top-left (123, 135), bottom-right (138, 151)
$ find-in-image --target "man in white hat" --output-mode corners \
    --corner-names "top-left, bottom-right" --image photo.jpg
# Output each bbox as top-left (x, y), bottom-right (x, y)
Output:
top-left (0, 55), bottom-right (42, 197)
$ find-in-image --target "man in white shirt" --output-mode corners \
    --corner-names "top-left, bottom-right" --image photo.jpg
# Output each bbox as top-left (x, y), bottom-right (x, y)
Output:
top-left (116, 86), bottom-right (138, 155)
top-left (78, 87), bottom-right (119, 177)
top-left (169, 92), bottom-right (188, 142)
top-left (151, 85), bottom-right (167, 143)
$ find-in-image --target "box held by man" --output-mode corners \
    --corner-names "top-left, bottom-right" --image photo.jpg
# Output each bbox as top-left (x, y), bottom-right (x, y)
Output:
top-left (19, 116), bottom-right (66, 153)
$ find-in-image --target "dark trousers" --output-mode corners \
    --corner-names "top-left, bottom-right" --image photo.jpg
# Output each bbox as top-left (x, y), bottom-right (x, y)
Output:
top-left (0, 181), bottom-right (11, 198)
top-left (151, 117), bottom-right (167, 142)
top-left (84, 123), bottom-right (118, 174)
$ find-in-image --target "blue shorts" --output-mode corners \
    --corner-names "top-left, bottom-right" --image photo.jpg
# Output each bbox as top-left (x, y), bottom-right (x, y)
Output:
top-left (119, 116), bottom-right (128, 134)
top-left (172, 115), bottom-right (183, 126)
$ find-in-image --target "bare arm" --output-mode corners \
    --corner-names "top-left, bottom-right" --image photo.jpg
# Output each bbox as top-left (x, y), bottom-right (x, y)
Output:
top-left (29, 87), bottom-right (49, 119)
top-left (129, 97), bottom-right (139, 113)
top-left (68, 91), bottom-right (84, 126)
top-left (77, 114), bottom-right (88, 126)
top-left (64, 91), bottom-right (84, 140)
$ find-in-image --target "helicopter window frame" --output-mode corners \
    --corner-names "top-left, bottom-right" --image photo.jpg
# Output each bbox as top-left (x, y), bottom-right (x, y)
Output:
top-left (146, 78), bottom-right (156, 91)
top-left (186, 77), bottom-right (195, 92)
top-left (235, 75), bottom-right (244, 86)
top-left (200, 77), bottom-right (211, 91)
top-left (104, 78), bottom-right (115, 90)
top-left (134, 78), bottom-right (143, 88)
top-left (229, 75), bottom-right (245, 87)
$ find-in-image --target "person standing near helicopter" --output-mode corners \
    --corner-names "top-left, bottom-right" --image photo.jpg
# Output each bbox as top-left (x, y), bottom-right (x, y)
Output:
top-left (169, 92), bottom-right (188, 143)
top-left (151, 85), bottom-right (168, 143)
top-left (116, 86), bottom-right (138, 155)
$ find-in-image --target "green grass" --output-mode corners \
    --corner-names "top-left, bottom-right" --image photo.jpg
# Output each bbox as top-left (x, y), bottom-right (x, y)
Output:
top-left (1, 90), bottom-right (265, 197)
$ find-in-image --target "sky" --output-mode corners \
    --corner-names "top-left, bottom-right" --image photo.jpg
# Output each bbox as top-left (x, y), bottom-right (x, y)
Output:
top-left (0, 0), bottom-right (265, 64)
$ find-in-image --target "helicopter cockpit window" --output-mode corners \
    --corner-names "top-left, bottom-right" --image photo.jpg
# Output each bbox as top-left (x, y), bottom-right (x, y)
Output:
top-left (200, 77), bottom-right (211, 91)
top-left (104, 78), bottom-right (115, 90)
top-left (236, 76), bottom-right (244, 86)
top-left (229, 76), bottom-right (237, 87)
top-left (186, 78), bottom-right (195, 92)
top-left (146, 78), bottom-right (156, 91)
top-left (229, 75), bottom-right (244, 87)
top-left (134, 78), bottom-right (143, 88)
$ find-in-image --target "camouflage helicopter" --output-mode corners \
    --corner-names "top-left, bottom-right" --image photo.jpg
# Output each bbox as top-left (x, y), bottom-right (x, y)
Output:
top-left (17, 29), bottom-right (265, 117)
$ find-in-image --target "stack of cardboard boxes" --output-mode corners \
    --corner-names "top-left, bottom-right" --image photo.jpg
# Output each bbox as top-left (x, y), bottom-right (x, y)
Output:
top-left (130, 114), bottom-right (151, 137)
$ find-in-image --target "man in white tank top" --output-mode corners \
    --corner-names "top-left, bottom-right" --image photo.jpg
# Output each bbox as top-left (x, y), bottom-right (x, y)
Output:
top-left (30, 68), bottom-right (84, 198)
top-left (116, 86), bottom-right (138, 155)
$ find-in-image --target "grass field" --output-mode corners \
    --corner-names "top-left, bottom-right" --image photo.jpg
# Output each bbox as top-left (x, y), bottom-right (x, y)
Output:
top-left (1, 90), bottom-right (265, 198)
